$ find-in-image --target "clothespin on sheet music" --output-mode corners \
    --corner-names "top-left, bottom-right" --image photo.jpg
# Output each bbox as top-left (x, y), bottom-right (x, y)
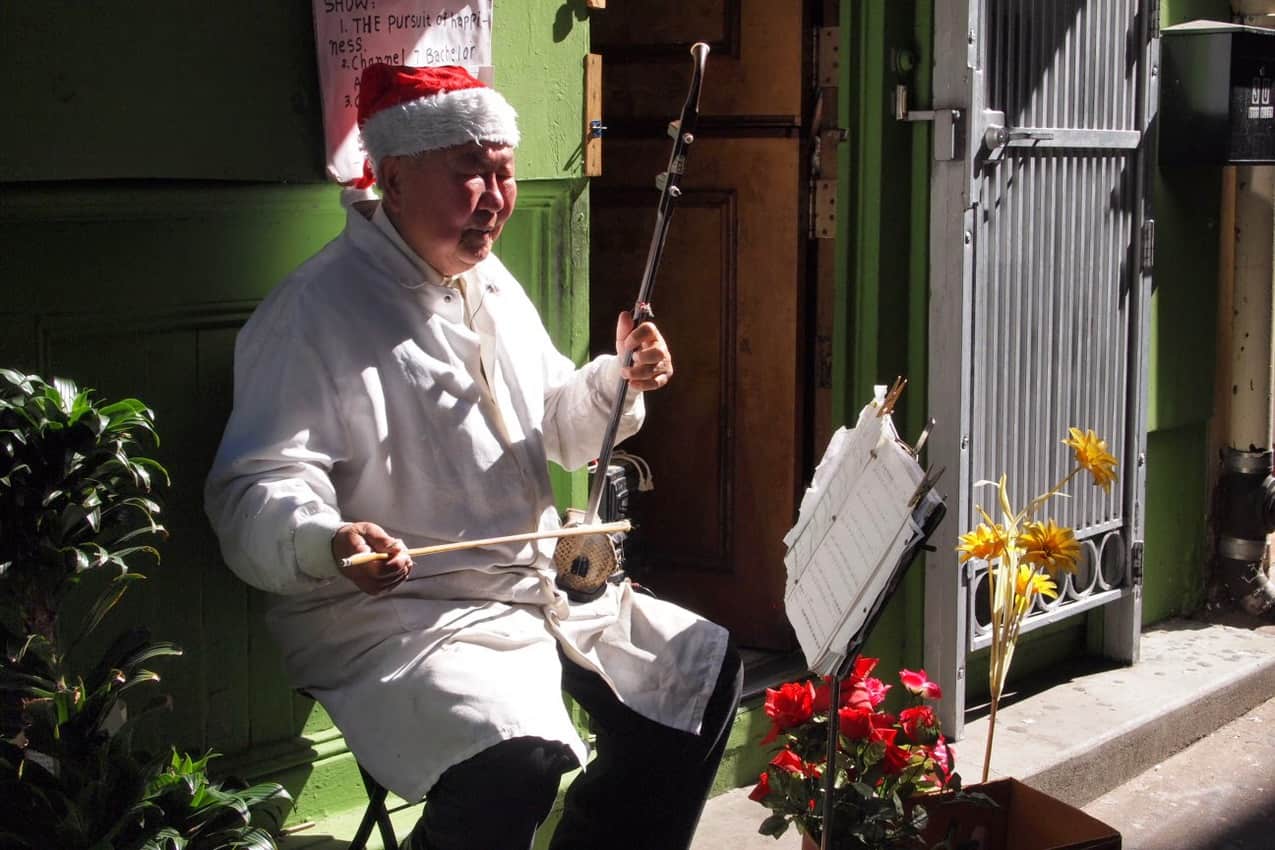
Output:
top-left (877, 376), bottom-right (907, 417)
top-left (909, 464), bottom-right (945, 508)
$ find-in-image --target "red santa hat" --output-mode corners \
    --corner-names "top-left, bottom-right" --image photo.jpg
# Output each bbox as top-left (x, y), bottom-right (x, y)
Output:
top-left (355, 64), bottom-right (520, 186)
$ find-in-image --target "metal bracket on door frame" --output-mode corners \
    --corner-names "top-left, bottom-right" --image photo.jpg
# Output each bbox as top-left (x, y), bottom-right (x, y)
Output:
top-left (893, 84), bottom-right (964, 161)
top-left (809, 26), bottom-right (846, 240)
top-left (1131, 540), bottom-right (1145, 586)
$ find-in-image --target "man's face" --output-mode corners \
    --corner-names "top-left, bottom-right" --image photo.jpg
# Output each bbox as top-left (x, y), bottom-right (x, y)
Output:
top-left (381, 142), bottom-right (517, 276)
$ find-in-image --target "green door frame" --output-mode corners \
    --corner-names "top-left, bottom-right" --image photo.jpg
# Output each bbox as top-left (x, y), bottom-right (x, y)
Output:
top-left (831, 0), bottom-right (935, 673)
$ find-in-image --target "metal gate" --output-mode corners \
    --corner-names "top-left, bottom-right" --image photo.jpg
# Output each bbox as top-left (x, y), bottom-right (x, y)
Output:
top-left (923, 0), bottom-right (1158, 737)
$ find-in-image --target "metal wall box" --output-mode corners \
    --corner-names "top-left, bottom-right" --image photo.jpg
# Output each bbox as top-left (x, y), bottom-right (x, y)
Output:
top-left (1161, 21), bottom-right (1275, 165)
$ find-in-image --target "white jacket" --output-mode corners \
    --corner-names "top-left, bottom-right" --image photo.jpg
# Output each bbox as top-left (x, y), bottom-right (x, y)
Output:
top-left (204, 201), bottom-right (728, 800)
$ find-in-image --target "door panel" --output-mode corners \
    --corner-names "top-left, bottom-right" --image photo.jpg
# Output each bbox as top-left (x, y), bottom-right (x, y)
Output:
top-left (592, 5), bottom-right (806, 648)
top-left (595, 1), bottom-right (802, 119)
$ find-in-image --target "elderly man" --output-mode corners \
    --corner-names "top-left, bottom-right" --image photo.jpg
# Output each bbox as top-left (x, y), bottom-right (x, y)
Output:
top-left (205, 64), bottom-right (741, 850)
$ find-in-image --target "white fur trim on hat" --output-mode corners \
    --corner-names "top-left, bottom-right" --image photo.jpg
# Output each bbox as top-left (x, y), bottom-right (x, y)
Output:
top-left (361, 86), bottom-right (520, 173)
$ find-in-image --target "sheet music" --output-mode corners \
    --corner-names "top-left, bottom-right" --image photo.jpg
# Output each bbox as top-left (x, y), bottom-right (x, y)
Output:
top-left (783, 394), bottom-right (941, 675)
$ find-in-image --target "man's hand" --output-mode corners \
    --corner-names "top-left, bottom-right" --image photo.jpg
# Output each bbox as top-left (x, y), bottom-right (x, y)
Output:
top-left (332, 522), bottom-right (413, 595)
top-left (616, 311), bottom-right (674, 392)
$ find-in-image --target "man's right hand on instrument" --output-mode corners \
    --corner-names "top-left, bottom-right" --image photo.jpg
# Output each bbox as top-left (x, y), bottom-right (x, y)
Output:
top-left (332, 521), bottom-right (413, 595)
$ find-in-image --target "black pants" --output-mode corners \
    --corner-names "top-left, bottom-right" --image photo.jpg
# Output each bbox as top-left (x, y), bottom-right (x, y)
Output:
top-left (413, 638), bottom-right (743, 850)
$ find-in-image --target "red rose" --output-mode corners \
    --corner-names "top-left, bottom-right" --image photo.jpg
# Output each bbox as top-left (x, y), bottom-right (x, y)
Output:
top-left (899, 705), bottom-right (939, 741)
top-left (838, 706), bottom-right (873, 740)
top-left (748, 770), bottom-right (772, 802)
top-left (928, 737), bottom-right (954, 782)
top-left (871, 711), bottom-right (897, 732)
top-left (812, 677), bottom-right (833, 713)
top-left (871, 725), bottom-right (898, 747)
top-left (899, 668), bottom-right (942, 700)
top-left (813, 673), bottom-right (872, 713)
top-left (771, 748), bottom-right (809, 775)
top-left (850, 656), bottom-right (880, 681)
top-left (762, 680), bottom-right (815, 743)
top-left (862, 677), bottom-right (891, 707)
top-left (845, 677), bottom-right (892, 710)
top-left (881, 743), bottom-right (910, 775)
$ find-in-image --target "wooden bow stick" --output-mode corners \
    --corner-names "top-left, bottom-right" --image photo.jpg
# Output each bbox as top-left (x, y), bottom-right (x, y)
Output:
top-left (339, 520), bottom-right (632, 569)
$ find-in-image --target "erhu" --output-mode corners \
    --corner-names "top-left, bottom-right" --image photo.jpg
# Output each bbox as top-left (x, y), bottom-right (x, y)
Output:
top-left (553, 41), bottom-right (711, 600)
top-left (342, 43), bottom-right (711, 599)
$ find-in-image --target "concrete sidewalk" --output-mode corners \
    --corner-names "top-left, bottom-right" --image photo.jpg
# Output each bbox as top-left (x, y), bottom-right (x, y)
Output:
top-left (277, 615), bottom-right (1275, 849)
top-left (691, 615), bottom-right (1275, 849)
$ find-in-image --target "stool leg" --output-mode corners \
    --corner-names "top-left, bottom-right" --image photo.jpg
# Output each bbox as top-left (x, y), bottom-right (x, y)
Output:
top-left (349, 764), bottom-right (397, 850)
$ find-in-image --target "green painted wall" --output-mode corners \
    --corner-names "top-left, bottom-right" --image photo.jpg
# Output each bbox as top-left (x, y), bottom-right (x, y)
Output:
top-left (835, 1), bottom-right (936, 681)
top-left (1141, 0), bottom-right (1231, 622)
top-left (1, 0), bottom-right (593, 821)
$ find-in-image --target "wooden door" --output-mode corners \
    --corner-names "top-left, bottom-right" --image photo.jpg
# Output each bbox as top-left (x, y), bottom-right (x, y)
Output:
top-left (590, 2), bottom-right (808, 649)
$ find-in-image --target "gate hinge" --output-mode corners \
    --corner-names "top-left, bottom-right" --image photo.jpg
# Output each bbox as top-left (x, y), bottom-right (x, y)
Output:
top-left (1131, 540), bottom-right (1145, 586)
top-left (1141, 219), bottom-right (1156, 272)
top-left (1148, 0), bottom-right (1160, 40)
top-left (894, 85), bottom-right (964, 161)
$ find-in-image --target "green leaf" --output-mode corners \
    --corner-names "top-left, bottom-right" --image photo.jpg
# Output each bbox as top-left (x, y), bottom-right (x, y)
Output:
top-left (0, 368), bottom-right (34, 393)
top-left (758, 813), bottom-right (791, 838)
top-left (204, 827), bottom-right (278, 850)
top-left (107, 545), bottom-right (162, 563)
top-left (239, 783), bottom-right (293, 831)
top-left (68, 546), bottom-right (92, 572)
top-left (120, 640), bottom-right (183, 670)
top-left (114, 670), bottom-right (164, 699)
top-left (112, 525), bottom-right (164, 547)
top-left (137, 827), bottom-right (185, 850)
top-left (133, 456), bottom-right (169, 485)
top-left (69, 572), bottom-right (147, 650)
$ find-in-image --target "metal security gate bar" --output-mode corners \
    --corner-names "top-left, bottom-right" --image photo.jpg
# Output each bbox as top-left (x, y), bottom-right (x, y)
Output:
top-left (924, 0), bottom-right (1157, 736)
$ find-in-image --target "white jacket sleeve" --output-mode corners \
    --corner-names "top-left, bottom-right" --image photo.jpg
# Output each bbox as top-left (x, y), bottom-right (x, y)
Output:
top-left (540, 346), bottom-right (645, 472)
top-left (204, 313), bottom-right (349, 595)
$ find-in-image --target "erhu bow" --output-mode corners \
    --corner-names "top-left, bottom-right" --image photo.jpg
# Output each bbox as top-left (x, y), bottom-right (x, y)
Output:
top-left (554, 41), bottom-right (711, 600)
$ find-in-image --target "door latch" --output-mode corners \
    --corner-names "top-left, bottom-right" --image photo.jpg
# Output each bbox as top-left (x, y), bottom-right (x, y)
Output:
top-left (979, 110), bottom-right (1055, 164)
top-left (983, 124), bottom-right (1055, 149)
top-left (894, 85), bottom-right (964, 161)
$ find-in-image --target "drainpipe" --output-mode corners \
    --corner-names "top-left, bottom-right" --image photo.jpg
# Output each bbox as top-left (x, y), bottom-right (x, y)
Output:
top-left (1218, 3), bottom-right (1275, 616)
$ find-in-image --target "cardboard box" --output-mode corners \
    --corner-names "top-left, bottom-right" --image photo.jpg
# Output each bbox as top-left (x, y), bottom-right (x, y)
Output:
top-left (919, 778), bottom-right (1121, 850)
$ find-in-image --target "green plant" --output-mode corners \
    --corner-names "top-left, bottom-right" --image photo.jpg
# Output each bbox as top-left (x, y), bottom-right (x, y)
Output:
top-left (0, 370), bottom-right (165, 650)
top-left (0, 370), bottom-right (290, 849)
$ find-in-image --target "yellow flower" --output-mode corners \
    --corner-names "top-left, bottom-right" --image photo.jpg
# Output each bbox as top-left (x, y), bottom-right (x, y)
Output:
top-left (956, 523), bottom-right (1008, 563)
top-left (1015, 563), bottom-right (1058, 600)
top-left (1019, 520), bottom-right (1081, 574)
top-left (1062, 428), bottom-right (1118, 492)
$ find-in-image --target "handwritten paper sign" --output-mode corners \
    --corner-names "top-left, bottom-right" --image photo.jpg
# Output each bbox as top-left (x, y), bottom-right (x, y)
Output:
top-left (311, 0), bottom-right (494, 184)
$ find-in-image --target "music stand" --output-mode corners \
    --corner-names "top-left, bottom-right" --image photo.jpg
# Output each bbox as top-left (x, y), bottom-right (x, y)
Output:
top-left (816, 498), bottom-right (947, 850)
